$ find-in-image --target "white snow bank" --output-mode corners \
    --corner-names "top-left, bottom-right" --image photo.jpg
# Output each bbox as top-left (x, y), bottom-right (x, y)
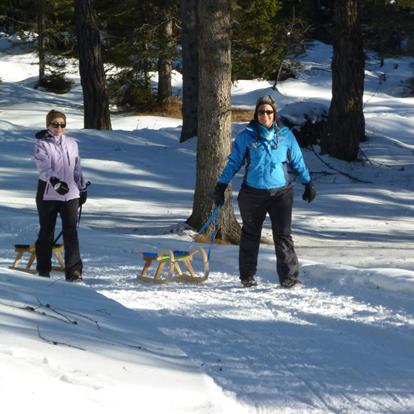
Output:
top-left (0, 270), bottom-right (248, 414)
top-left (302, 261), bottom-right (414, 294)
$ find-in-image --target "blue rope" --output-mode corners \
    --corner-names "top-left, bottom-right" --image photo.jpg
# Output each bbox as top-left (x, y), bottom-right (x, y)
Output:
top-left (193, 206), bottom-right (221, 259)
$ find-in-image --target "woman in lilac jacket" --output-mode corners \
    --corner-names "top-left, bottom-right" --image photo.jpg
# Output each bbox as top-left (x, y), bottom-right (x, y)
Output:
top-left (34, 109), bottom-right (87, 281)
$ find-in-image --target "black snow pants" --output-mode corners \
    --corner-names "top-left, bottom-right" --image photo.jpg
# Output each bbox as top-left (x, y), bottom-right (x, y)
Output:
top-left (35, 198), bottom-right (82, 279)
top-left (237, 184), bottom-right (299, 283)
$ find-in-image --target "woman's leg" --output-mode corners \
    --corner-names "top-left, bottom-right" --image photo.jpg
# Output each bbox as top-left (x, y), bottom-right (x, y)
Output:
top-left (59, 198), bottom-right (83, 279)
top-left (238, 188), bottom-right (267, 281)
top-left (267, 186), bottom-right (299, 284)
top-left (35, 200), bottom-right (59, 275)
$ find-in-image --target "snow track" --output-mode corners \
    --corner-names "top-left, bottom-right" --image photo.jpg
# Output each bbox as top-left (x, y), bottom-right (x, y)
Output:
top-left (88, 268), bottom-right (414, 413)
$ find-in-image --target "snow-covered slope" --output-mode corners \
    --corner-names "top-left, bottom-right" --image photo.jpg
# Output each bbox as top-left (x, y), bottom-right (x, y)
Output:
top-left (1, 37), bottom-right (413, 413)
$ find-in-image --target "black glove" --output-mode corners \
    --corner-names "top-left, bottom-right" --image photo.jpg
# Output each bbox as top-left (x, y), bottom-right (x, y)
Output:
top-left (50, 177), bottom-right (69, 195)
top-left (302, 181), bottom-right (316, 203)
top-left (79, 189), bottom-right (87, 205)
top-left (212, 182), bottom-right (227, 206)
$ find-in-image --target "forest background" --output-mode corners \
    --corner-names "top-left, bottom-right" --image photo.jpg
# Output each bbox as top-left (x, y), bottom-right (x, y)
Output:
top-left (1, 0), bottom-right (414, 239)
top-left (2, 0), bottom-right (413, 111)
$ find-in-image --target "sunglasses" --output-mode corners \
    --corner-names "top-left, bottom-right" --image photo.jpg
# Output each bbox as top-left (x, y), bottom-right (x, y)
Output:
top-left (258, 110), bottom-right (274, 116)
top-left (50, 122), bottom-right (66, 128)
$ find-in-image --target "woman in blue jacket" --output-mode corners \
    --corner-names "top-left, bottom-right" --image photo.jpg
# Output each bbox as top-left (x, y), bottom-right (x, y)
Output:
top-left (213, 95), bottom-right (316, 288)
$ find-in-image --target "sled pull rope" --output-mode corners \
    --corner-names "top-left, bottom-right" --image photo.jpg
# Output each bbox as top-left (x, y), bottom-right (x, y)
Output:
top-left (193, 206), bottom-right (221, 260)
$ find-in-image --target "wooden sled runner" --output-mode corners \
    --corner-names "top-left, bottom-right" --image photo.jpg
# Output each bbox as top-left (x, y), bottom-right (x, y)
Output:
top-left (9, 243), bottom-right (65, 274)
top-left (138, 247), bottom-right (209, 284)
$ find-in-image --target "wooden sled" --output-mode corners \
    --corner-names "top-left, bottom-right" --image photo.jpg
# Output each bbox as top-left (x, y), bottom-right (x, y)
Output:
top-left (138, 247), bottom-right (209, 284)
top-left (9, 243), bottom-right (65, 274)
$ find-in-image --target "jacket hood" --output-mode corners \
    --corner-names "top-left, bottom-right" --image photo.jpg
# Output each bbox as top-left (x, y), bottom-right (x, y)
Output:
top-left (35, 129), bottom-right (53, 140)
top-left (247, 120), bottom-right (258, 129)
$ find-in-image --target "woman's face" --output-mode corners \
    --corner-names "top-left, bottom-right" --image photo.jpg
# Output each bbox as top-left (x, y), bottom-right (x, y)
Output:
top-left (257, 104), bottom-right (274, 128)
top-left (48, 117), bottom-right (66, 136)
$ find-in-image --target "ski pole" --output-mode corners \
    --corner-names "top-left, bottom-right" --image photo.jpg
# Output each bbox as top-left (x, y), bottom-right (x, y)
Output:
top-left (53, 181), bottom-right (91, 245)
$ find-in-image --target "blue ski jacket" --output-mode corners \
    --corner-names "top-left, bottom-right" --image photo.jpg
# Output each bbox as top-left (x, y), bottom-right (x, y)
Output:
top-left (218, 121), bottom-right (311, 189)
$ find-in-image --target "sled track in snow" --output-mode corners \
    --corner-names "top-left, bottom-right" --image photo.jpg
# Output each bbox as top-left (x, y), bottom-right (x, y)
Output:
top-left (85, 269), bottom-right (414, 413)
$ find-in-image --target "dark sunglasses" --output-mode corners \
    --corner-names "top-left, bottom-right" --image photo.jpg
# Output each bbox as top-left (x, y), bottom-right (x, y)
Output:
top-left (258, 110), bottom-right (274, 116)
top-left (50, 122), bottom-right (66, 128)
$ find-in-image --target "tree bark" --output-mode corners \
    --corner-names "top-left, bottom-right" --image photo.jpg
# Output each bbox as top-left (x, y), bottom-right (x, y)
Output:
top-left (187, 0), bottom-right (241, 244)
top-left (179, 0), bottom-right (198, 142)
top-left (37, 0), bottom-right (46, 85)
top-left (321, 0), bottom-right (365, 161)
top-left (157, 11), bottom-right (173, 106)
top-left (75, 0), bottom-right (112, 130)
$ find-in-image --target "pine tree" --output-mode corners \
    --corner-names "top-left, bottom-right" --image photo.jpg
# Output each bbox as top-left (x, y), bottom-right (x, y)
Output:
top-left (156, 0), bottom-right (178, 106)
top-left (187, 0), bottom-right (241, 243)
top-left (96, 0), bottom-right (179, 111)
top-left (3, 0), bottom-right (76, 92)
top-left (180, 0), bottom-right (198, 142)
top-left (321, 0), bottom-right (365, 161)
top-left (75, 0), bottom-right (112, 130)
top-left (231, 0), bottom-right (282, 80)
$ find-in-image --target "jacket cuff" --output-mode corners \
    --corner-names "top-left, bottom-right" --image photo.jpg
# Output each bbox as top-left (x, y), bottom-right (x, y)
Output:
top-left (216, 182), bottom-right (228, 190)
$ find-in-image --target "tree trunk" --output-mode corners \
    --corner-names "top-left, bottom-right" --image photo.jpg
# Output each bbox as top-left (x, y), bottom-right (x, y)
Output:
top-left (142, 40), bottom-right (151, 91)
top-left (179, 0), bottom-right (198, 142)
top-left (321, 0), bottom-right (365, 161)
top-left (37, 0), bottom-right (46, 85)
top-left (187, 0), bottom-right (241, 244)
top-left (74, 0), bottom-right (112, 130)
top-left (157, 12), bottom-right (173, 106)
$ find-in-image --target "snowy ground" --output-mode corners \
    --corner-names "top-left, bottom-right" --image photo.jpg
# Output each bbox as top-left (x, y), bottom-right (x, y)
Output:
top-left (1, 37), bottom-right (414, 413)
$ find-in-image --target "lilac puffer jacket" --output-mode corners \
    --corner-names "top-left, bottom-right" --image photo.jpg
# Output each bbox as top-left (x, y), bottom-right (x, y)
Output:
top-left (35, 130), bottom-right (86, 201)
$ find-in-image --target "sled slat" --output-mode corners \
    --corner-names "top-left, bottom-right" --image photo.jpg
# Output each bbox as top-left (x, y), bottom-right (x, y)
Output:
top-left (138, 248), bottom-right (209, 284)
top-left (9, 243), bottom-right (65, 273)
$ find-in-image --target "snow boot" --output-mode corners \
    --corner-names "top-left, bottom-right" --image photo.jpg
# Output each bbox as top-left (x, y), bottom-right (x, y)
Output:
top-left (280, 278), bottom-right (301, 288)
top-left (67, 270), bottom-right (82, 283)
top-left (241, 276), bottom-right (258, 288)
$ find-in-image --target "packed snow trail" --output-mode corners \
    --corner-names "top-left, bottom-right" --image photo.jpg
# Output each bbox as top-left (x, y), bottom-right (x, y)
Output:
top-left (83, 250), bottom-right (414, 414)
